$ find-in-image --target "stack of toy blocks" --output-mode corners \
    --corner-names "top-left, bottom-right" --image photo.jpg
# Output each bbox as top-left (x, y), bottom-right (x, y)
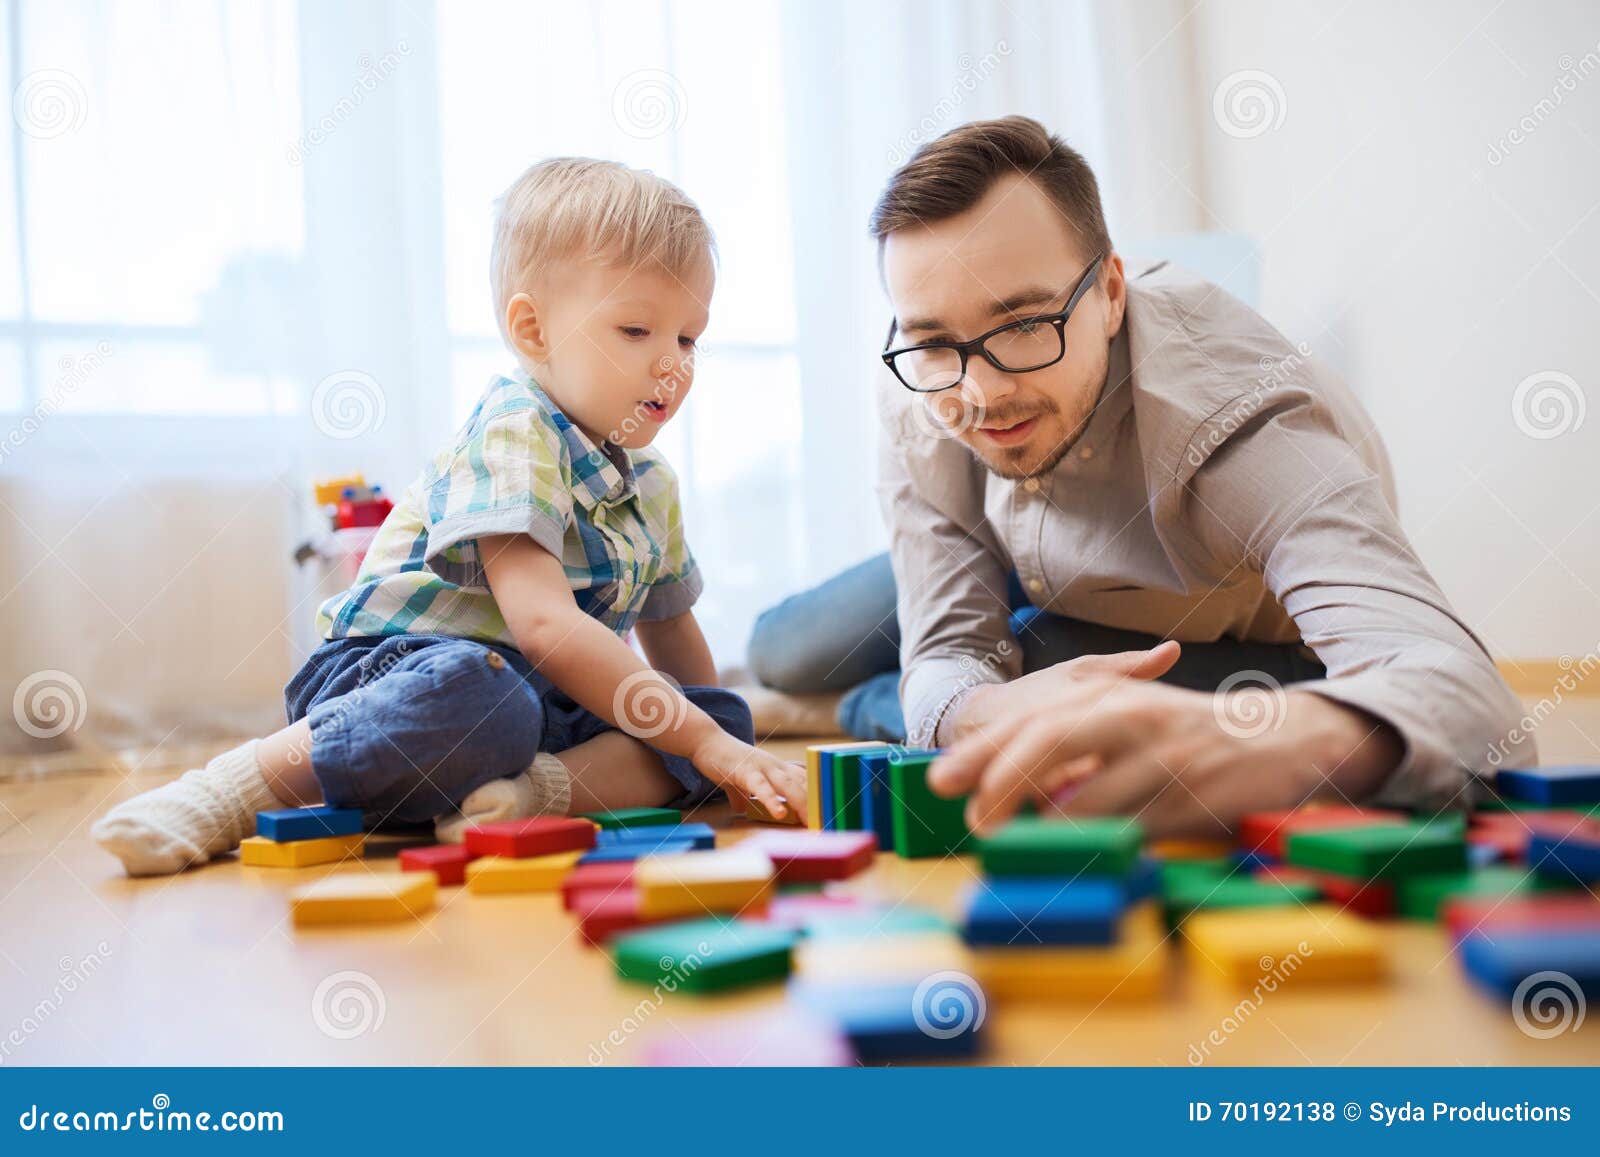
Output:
top-left (804, 742), bottom-right (971, 858)
top-left (244, 805), bottom-right (365, 869)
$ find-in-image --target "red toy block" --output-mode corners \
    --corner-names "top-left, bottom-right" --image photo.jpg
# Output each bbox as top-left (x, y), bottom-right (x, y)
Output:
top-left (1442, 894), bottom-right (1600, 942)
top-left (1468, 810), bottom-right (1600, 862)
top-left (1257, 864), bottom-right (1395, 918)
top-left (1239, 805), bottom-right (1406, 859)
top-left (749, 892), bottom-right (867, 931)
top-left (739, 830), bottom-right (878, 884)
top-left (463, 816), bottom-right (597, 859)
top-left (571, 888), bottom-right (669, 946)
top-left (398, 844), bottom-right (477, 886)
top-left (560, 862), bottom-right (637, 912)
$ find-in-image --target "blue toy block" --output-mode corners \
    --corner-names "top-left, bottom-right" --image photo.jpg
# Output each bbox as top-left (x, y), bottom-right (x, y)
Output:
top-left (858, 748), bottom-right (936, 851)
top-left (1528, 830), bottom-right (1600, 884)
top-left (579, 839), bottom-right (696, 864)
top-left (596, 823), bottom-right (715, 851)
top-left (1125, 857), bottom-right (1162, 903)
top-left (961, 878), bottom-right (1124, 947)
top-left (791, 980), bottom-right (985, 1063)
top-left (817, 752), bottom-right (837, 832)
top-left (256, 805), bottom-right (363, 842)
top-left (1232, 850), bottom-right (1278, 873)
top-left (1496, 765), bottom-right (1600, 806)
top-left (1459, 927), bottom-right (1600, 999)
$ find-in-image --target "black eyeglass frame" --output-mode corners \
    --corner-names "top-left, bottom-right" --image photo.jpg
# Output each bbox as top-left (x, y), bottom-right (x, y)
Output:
top-left (880, 254), bottom-right (1106, 393)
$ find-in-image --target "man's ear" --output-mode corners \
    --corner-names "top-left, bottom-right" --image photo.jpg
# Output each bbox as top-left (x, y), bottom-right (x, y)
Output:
top-left (505, 293), bottom-right (548, 362)
top-left (1100, 252), bottom-right (1127, 338)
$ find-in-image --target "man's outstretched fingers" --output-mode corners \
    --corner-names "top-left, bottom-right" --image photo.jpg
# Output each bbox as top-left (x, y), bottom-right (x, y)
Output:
top-left (1071, 639), bottom-right (1181, 682)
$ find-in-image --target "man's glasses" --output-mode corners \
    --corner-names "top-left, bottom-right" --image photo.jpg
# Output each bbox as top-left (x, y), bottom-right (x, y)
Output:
top-left (881, 254), bottom-right (1105, 393)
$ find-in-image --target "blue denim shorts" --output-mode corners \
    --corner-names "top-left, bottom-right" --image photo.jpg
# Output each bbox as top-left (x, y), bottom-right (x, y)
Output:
top-left (283, 635), bottom-right (750, 827)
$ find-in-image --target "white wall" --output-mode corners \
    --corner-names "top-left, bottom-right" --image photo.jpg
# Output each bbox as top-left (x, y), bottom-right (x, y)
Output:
top-left (1184, 0), bottom-right (1600, 660)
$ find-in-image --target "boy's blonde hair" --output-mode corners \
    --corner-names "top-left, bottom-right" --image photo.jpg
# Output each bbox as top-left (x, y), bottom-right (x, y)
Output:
top-left (490, 157), bottom-right (716, 340)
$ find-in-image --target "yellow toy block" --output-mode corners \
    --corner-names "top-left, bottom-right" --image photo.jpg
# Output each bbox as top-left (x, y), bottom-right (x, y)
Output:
top-left (290, 872), bottom-right (436, 927)
top-left (795, 931), bottom-right (972, 983)
top-left (1149, 838), bottom-right (1236, 861)
top-left (240, 833), bottom-right (364, 868)
top-left (465, 850), bottom-right (585, 894)
top-left (636, 849), bottom-right (775, 917)
top-left (974, 905), bottom-right (1169, 1002)
top-left (804, 741), bottom-right (886, 829)
top-left (1183, 904), bottom-right (1387, 988)
top-left (312, 473), bottom-right (366, 506)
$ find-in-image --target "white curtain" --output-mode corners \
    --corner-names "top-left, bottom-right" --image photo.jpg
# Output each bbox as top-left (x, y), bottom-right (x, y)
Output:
top-left (3, 0), bottom-right (1184, 760)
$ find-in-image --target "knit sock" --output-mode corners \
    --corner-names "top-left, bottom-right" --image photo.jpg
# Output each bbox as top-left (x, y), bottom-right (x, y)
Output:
top-left (434, 752), bottom-right (573, 845)
top-left (91, 740), bottom-right (286, 877)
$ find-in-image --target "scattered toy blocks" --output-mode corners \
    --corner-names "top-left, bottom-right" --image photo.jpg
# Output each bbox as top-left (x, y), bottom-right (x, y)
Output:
top-left (577, 806), bottom-right (681, 830)
top-left (978, 816), bottom-right (1143, 878)
top-left (1163, 874), bottom-right (1322, 927)
top-left (636, 849), bottom-right (775, 917)
top-left (1285, 820), bottom-right (1466, 881)
top-left (1495, 765), bottom-right (1600, 807)
top-left (962, 879), bottom-right (1126, 947)
top-left (240, 832), bottom-right (363, 868)
top-left (463, 817), bottom-right (596, 859)
top-left (1183, 904), bottom-right (1387, 987)
top-left (257, 805), bottom-right (363, 842)
top-left (739, 830), bottom-right (877, 884)
top-left (465, 850), bottom-right (585, 894)
top-left (887, 750), bottom-right (971, 858)
top-left (1238, 805), bottom-right (1405, 860)
top-left (974, 905), bottom-right (1169, 1002)
top-left (1257, 864), bottom-right (1394, 918)
top-left (1396, 865), bottom-right (1563, 921)
top-left (397, 844), bottom-right (476, 886)
top-left (613, 918), bottom-right (797, 993)
top-left (290, 872), bottom-right (436, 927)
top-left (596, 823), bottom-right (716, 851)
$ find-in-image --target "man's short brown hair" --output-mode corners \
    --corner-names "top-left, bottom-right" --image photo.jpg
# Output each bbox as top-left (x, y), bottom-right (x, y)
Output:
top-left (869, 115), bottom-right (1112, 260)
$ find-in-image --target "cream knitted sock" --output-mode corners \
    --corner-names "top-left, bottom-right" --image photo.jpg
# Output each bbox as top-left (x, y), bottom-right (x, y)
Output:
top-left (91, 740), bottom-right (285, 877)
top-left (434, 752), bottom-right (573, 845)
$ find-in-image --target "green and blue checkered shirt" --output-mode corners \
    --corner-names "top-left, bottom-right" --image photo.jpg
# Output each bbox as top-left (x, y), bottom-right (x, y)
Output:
top-left (316, 371), bottom-right (701, 644)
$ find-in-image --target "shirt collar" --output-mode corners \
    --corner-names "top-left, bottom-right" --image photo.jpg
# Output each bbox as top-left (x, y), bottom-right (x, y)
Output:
top-left (520, 373), bottom-right (638, 507)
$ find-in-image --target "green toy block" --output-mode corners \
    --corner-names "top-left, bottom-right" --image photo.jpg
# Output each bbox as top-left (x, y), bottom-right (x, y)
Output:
top-left (1158, 857), bottom-right (1235, 895)
top-left (612, 918), bottom-right (796, 993)
top-left (578, 806), bottom-right (681, 831)
top-left (1396, 865), bottom-right (1570, 921)
top-left (1285, 820), bottom-right (1466, 881)
top-left (977, 816), bottom-right (1144, 878)
top-left (830, 751), bottom-right (867, 831)
top-left (887, 752), bottom-right (971, 858)
top-left (1163, 875), bottom-right (1322, 927)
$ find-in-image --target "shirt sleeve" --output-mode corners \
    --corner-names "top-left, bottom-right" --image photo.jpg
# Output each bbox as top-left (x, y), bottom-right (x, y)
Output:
top-left (1182, 399), bottom-right (1534, 811)
top-left (876, 391), bottom-right (1021, 748)
top-left (425, 404), bottom-right (574, 561)
top-left (638, 455), bottom-right (703, 622)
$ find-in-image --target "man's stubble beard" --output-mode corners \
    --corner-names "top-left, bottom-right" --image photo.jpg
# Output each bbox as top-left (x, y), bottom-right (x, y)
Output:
top-left (961, 352), bottom-right (1109, 481)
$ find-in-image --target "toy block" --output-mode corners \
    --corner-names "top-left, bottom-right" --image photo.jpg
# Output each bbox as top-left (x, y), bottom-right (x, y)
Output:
top-left (1285, 819), bottom-right (1466, 880)
top-left (1495, 765), bottom-right (1600, 807)
top-left (612, 918), bottom-right (797, 993)
top-left (1396, 865), bottom-right (1564, 921)
top-left (577, 806), bottom-right (681, 830)
top-left (1238, 805), bottom-right (1405, 859)
top-left (290, 872), bottom-right (436, 927)
top-left (560, 861), bottom-right (637, 910)
top-left (257, 805), bottom-right (363, 842)
top-left (464, 850), bottom-right (585, 894)
top-left (1443, 894), bottom-right (1600, 942)
top-left (887, 751), bottom-right (971, 858)
top-left (1158, 857), bottom-right (1233, 893)
top-left (796, 930), bottom-right (971, 983)
top-left (1150, 838), bottom-right (1236, 861)
top-left (397, 844), bottom-right (476, 886)
top-left (1528, 828), bottom-right (1600, 884)
top-left (1257, 864), bottom-right (1393, 918)
top-left (597, 822), bottom-right (716, 851)
top-left (643, 1007), bottom-right (851, 1067)
top-left (978, 816), bottom-right (1143, 878)
top-left (1459, 927), bottom-right (1600, 1000)
top-left (830, 756), bottom-right (864, 831)
top-left (313, 472), bottom-right (366, 506)
top-left (1163, 875), bottom-right (1322, 927)
top-left (572, 888), bottom-right (671, 946)
top-left (751, 892), bottom-right (868, 931)
top-left (790, 978), bottom-right (986, 1062)
top-left (462, 816), bottom-right (596, 859)
top-left (802, 906), bottom-right (952, 942)
top-left (1469, 809), bottom-right (1600, 861)
top-left (1183, 904), bottom-right (1386, 987)
top-left (636, 849), bottom-right (775, 918)
top-left (240, 832), bottom-right (363, 868)
top-left (856, 749), bottom-right (910, 850)
top-left (579, 840), bottom-right (696, 864)
top-left (805, 742), bottom-right (887, 830)
top-left (961, 878), bottom-right (1125, 947)
top-left (974, 904), bottom-right (1169, 1002)
top-left (739, 830), bottom-right (877, 884)
top-left (1126, 857), bottom-right (1163, 903)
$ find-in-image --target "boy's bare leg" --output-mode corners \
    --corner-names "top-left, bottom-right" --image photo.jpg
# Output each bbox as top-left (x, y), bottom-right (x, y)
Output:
top-left (559, 730), bottom-right (681, 814)
top-left (255, 719), bottom-right (324, 805)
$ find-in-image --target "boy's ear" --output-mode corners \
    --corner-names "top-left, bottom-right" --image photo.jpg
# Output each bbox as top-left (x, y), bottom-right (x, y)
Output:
top-left (505, 293), bottom-right (548, 361)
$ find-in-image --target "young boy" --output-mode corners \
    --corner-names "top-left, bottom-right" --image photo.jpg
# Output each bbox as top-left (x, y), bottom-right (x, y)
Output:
top-left (95, 158), bottom-right (804, 876)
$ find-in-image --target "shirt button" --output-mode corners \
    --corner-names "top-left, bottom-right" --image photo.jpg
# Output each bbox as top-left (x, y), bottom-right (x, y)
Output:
top-left (1023, 478), bottom-right (1039, 493)
top-left (485, 651), bottom-right (506, 670)
top-left (1027, 578), bottom-right (1044, 593)
top-left (1080, 445), bottom-right (1094, 460)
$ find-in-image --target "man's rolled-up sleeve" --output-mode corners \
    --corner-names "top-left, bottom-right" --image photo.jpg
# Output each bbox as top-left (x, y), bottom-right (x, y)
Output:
top-left (1183, 402), bottom-right (1534, 811)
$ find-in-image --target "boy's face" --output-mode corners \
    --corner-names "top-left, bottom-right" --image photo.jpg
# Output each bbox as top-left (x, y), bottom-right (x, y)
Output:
top-left (521, 254), bottom-right (714, 450)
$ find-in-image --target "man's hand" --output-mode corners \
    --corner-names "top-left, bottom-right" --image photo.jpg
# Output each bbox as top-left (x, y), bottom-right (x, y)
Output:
top-left (691, 730), bottom-right (806, 824)
top-left (929, 670), bottom-right (1403, 838)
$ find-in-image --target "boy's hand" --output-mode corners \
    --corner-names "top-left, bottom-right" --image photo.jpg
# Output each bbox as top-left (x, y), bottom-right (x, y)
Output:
top-left (691, 732), bottom-right (806, 824)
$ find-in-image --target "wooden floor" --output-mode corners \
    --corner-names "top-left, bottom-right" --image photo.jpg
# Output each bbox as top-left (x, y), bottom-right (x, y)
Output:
top-left (3, 702), bottom-right (1600, 1067)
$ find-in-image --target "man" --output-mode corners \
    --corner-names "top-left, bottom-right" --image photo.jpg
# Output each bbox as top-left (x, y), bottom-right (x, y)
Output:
top-left (763, 115), bottom-right (1530, 837)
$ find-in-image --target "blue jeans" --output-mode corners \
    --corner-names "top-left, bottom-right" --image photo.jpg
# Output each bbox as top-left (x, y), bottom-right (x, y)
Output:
top-left (285, 635), bottom-right (751, 828)
top-left (746, 552), bottom-right (1326, 742)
